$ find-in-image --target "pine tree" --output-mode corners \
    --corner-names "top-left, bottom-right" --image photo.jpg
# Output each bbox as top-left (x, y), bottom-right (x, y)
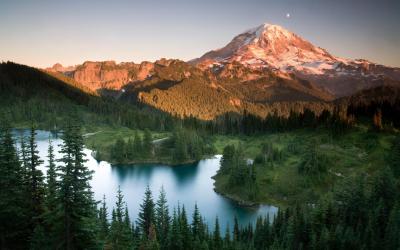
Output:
top-left (27, 125), bottom-right (45, 224)
top-left (142, 224), bottom-right (160, 250)
top-left (192, 203), bottom-right (202, 240)
top-left (213, 216), bottom-right (222, 250)
top-left (223, 225), bottom-right (231, 250)
top-left (0, 121), bottom-right (30, 249)
top-left (173, 131), bottom-right (188, 162)
top-left (168, 208), bottom-right (183, 250)
top-left (180, 205), bottom-right (191, 249)
top-left (53, 122), bottom-right (99, 249)
top-left (19, 135), bottom-right (29, 176)
top-left (133, 131), bottom-right (143, 158)
top-left (108, 187), bottom-right (133, 249)
top-left (98, 195), bottom-right (109, 243)
top-left (233, 216), bottom-right (240, 242)
top-left (155, 186), bottom-right (170, 249)
top-left (112, 137), bottom-right (126, 163)
top-left (45, 140), bottom-right (57, 213)
top-left (219, 145), bottom-right (235, 174)
top-left (126, 137), bottom-right (135, 160)
top-left (138, 185), bottom-right (155, 239)
top-left (143, 129), bottom-right (153, 158)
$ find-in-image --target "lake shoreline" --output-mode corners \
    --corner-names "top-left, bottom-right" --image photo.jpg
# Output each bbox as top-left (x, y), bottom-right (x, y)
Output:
top-left (213, 187), bottom-right (260, 207)
top-left (92, 150), bottom-right (217, 166)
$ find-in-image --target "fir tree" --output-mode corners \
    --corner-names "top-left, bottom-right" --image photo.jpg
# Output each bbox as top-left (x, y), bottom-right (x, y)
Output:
top-left (155, 186), bottom-right (170, 249)
top-left (45, 140), bottom-right (57, 213)
top-left (143, 129), bottom-right (153, 158)
top-left (53, 122), bottom-right (99, 249)
top-left (27, 125), bottom-right (45, 224)
top-left (133, 131), bottom-right (143, 158)
top-left (213, 217), bottom-right (222, 250)
top-left (179, 205), bottom-right (191, 250)
top-left (98, 195), bottom-right (109, 243)
top-left (138, 185), bottom-right (156, 239)
top-left (0, 121), bottom-right (30, 249)
top-left (108, 187), bottom-right (133, 249)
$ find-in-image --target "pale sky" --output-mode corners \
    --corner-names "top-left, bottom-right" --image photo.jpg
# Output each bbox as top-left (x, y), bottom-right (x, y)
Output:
top-left (0, 0), bottom-right (399, 68)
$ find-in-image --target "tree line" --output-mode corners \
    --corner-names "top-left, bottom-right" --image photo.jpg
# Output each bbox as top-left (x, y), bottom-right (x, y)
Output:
top-left (1, 119), bottom-right (400, 249)
top-left (109, 129), bottom-right (215, 164)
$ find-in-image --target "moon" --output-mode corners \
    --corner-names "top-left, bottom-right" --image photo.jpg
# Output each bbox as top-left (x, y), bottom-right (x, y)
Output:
top-left (286, 13), bottom-right (291, 18)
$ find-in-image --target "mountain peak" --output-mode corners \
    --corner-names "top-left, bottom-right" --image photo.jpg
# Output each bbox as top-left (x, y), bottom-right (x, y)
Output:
top-left (193, 22), bottom-right (335, 72)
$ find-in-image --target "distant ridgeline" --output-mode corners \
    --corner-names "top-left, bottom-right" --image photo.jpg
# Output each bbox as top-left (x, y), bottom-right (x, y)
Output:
top-left (1, 62), bottom-right (400, 134)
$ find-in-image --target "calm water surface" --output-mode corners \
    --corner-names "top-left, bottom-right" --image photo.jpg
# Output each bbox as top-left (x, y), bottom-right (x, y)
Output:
top-left (16, 130), bottom-right (277, 229)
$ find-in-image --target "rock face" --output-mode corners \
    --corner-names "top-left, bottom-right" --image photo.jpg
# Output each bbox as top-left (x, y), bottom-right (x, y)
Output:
top-left (47, 61), bottom-right (156, 91)
top-left (192, 23), bottom-right (400, 97)
top-left (43, 22), bottom-right (400, 119)
top-left (72, 61), bottom-right (132, 90)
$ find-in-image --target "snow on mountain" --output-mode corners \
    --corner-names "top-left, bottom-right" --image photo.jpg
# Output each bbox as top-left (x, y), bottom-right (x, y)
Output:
top-left (194, 23), bottom-right (341, 74)
top-left (193, 23), bottom-right (400, 97)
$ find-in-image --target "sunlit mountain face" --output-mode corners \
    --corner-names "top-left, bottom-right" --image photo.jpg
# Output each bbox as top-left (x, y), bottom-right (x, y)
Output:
top-left (43, 23), bottom-right (400, 120)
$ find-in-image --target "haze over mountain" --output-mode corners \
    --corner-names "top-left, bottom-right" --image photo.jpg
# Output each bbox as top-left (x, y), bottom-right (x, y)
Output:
top-left (43, 23), bottom-right (400, 119)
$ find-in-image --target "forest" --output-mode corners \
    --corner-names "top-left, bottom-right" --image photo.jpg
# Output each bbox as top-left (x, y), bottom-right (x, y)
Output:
top-left (1, 62), bottom-right (400, 250)
top-left (1, 120), bottom-right (399, 250)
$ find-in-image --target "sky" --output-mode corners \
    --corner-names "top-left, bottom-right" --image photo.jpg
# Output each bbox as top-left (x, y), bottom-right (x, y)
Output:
top-left (0, 0), bottom-right (399, 68)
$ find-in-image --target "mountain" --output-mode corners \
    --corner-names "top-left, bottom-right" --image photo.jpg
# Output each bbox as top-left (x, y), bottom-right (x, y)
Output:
top-left (0, 62), bottom-right (174, 130)
top-left (46, 59), bottom-right (334, 120)
top-left (118, 59), bottom-right (334, 120)
top-left (192, 23), bottom-right (400, 97)
top-left (43, 23), bottom-right (400, 120)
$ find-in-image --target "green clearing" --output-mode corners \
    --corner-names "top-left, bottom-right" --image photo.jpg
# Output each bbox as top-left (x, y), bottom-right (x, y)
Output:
top-left (83, 126), bottom-right (170, 162)
top-left (83, 124), bottom-right (397, 206)
top-left (212, 125), bottom-right (397, 207)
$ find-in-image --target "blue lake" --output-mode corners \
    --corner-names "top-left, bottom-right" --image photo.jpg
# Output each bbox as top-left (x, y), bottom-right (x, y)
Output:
top-left (18, 130), bottom-right (277, 230)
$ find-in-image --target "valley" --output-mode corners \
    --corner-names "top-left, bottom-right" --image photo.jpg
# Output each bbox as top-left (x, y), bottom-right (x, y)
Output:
top-left (1, 4), bottom-right (400, 247)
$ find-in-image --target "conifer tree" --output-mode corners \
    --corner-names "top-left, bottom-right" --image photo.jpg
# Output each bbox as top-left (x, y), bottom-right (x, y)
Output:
top-left (27, 126), bottom-right (45, 223)
top-left (98, 195), bottom-right (109, 243)
top-left (133, 131), bottom-right (143, 158)
top-left (213, 216), bottom-right (222, 250)
top-left (53, 121), bottom-right (99, 249)
top-left (0, 121), bottom-right (30, 249)
top-left (143, 129), bottom-right (153, 158)
top-left (126, 137), bottom-right (135, 160)
top-left (191, 203), bottom-right (202, 240)
top-left (108, 187), bottom-right (133, 249)
top-left (138, 185), bottom-right (156, 239)
top-left (233, 216), bottom-right (240, 242)
top-left (179, 205), bottom-right (191, 249)
top-left (168, 208), bottom-right (183, 250)
top-left (155, 186), bottom-right (170, 249)
top-left (45, 140), bottom-right (57, 213)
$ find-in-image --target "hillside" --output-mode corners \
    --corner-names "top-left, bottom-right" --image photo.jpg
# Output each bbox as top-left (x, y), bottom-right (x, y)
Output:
top-left (0, 62), bottom-right (175, 131)
top-left (43, 23), bottom-right (400, 120)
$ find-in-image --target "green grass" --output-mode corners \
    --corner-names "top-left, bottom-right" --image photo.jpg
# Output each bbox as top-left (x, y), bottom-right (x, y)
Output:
top-left (213, 125), bottom-right (397, 207)
top-left (83, 126), bottom-right (170, 162)
top-left (83, 124), bottom-right (397, 207)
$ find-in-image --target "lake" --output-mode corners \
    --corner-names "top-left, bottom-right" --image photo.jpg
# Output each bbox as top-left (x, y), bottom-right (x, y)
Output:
top-left (16, 130), bottom-right (277, 230)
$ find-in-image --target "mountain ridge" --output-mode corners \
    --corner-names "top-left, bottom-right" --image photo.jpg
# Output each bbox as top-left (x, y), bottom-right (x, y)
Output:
top-left (40, 23), bottom-right (400, 119)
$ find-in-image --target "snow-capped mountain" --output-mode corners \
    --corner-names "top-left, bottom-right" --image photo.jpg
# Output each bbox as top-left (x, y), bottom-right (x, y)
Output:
top-left (193, 23), bottom-right (400, 97)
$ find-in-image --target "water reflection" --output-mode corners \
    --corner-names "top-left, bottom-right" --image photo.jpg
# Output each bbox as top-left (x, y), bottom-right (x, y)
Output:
top-left (15, 130), bottom-right (278, 230)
